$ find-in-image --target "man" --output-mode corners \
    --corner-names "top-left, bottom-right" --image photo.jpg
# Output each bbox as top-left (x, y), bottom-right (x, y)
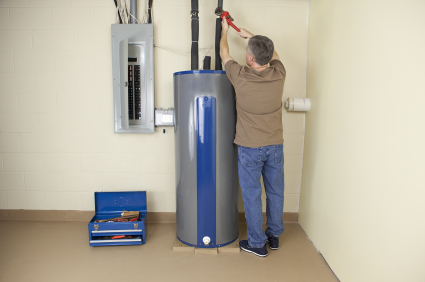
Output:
top-left (220, 18), bottom-right (286, 257)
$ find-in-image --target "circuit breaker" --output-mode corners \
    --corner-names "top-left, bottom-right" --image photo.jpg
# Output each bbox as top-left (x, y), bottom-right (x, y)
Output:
top-left (111, 24), bottom-right (154, 133)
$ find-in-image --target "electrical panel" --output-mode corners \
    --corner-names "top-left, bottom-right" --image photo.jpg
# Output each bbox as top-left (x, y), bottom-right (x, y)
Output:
top-left (111, 24), bottom-right (154, 133)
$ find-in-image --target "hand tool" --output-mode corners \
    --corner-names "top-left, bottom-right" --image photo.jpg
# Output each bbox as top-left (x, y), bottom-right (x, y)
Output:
top-left (113, 218), bottom-right (129, 222)
top-left (121, 210), bottom-right (139, 217)
top-left (214, 7), bottom-right (240, 32)
top-left (95, 211), bottom-right (140, 223)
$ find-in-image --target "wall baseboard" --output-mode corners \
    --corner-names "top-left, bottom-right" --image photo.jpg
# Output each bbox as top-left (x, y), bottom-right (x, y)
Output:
top-left (0, 210), bottom-right (298, 223)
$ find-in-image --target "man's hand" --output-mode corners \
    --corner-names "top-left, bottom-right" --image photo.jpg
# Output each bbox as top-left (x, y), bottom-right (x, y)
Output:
top-left (236, 28), bottom-right (254, 39)
top-left (221, 17), bottom-right (229, 33)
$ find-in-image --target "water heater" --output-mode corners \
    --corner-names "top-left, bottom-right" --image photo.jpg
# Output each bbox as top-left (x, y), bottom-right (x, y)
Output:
top-left (174, 70), bottom-right (239, 248)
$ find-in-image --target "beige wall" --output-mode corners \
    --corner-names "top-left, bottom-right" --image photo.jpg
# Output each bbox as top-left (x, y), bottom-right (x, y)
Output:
top-left (0, 0), bottom-right (308, 213)
top-left (300, 0), bottom-right (425, 281)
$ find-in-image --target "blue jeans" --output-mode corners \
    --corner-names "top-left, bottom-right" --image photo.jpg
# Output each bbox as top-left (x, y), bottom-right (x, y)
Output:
top-left (238, 144), bottom-right (285, 248)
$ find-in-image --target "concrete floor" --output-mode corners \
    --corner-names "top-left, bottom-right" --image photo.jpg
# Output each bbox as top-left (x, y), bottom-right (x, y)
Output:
top-left (0, 221), bottom-right (339, 282)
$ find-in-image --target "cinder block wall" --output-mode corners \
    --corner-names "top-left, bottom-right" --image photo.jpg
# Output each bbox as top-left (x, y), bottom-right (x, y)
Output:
top-left (0, 0), bottom-right (308, 213)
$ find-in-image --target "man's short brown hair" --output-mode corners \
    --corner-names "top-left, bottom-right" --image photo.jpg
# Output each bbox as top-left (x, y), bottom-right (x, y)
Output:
top-left (247, 35), bottom-right (274, 66)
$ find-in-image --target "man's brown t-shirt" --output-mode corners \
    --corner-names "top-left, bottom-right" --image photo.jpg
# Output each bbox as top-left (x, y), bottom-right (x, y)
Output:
top-left (225, 59), bottom-right (286, 148)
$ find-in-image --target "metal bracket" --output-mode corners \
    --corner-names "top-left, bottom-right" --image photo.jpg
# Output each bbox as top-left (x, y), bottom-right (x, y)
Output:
top-left (134, 223), bottom-right (138, 229)
top-left (190, 10), bottom-right (199, 18)
top-left (94, 224), bottom-right (99, 231)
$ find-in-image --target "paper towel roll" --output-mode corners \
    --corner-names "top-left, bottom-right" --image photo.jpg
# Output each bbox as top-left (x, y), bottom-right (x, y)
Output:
top-left (285, 98), bottom-right (311, 112)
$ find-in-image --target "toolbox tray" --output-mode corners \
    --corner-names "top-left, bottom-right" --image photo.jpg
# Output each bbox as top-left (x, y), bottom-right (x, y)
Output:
top-left (88, 191), bottom-right (147, 247)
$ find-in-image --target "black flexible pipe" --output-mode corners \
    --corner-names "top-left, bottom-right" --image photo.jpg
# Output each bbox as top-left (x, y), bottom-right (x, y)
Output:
top-left (148, 0), bottom-right (153, 24)
top-left (203, 56), bottom-right (211, 70)
top-left (191, 0), bottom-right (199, 70)
top-left (191, 42), bottom-right (198, 70)
top-left (114, 0), bottom-right (122, 24)
top-left (215, 0), bottom-right (223, 70)
top-left (215, 18), bottom-right (222, 70)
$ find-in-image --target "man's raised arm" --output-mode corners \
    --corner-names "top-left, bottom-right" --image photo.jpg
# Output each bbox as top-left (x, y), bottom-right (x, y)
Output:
top-left (236, 28), bottom-right (254, 39)
top-left (220, 18), bottom-right (234, 67)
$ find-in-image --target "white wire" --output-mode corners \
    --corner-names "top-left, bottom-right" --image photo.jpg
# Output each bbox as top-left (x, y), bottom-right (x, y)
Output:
top-left (114, 0), bottom-right (153, 24)
top-left (116, 0), bottom-right (129, 24)
top-left (123, 0), bottom-right (129, 24)
top-left (155, 45), bottom-right (190, 54)
top-left (137, 0), bottom-right (148, 24)
top-left (116, 2), bottom-right (122, 24)
top-left (155, 45), bottom-right (213, 54)
top-left (141, 0), bottom-right (148, 23)
top-left (116, 0), bottom-right (145, 24)
top-left (129, 12), bottom-right (139, 23)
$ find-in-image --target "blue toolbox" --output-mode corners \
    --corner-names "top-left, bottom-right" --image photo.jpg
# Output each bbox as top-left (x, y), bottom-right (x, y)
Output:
top-left (88, 191), bottom-right (147, 246)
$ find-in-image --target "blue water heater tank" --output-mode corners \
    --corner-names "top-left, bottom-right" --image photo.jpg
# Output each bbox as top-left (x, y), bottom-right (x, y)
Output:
top-left (174, 70), bottom-right (239, 248)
